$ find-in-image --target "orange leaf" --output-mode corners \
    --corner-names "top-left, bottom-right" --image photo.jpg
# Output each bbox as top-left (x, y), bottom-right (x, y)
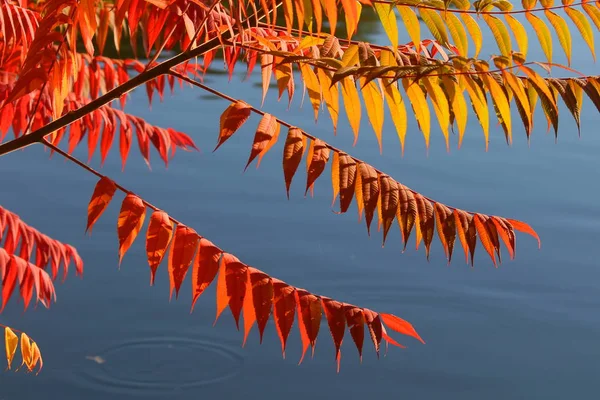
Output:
top-left (414, 194), bottom-right (435, 259)
top-left (506, 218), bottom-right (541, 248)
top-left (380, 313), bottom-right (425, 344)
top-left (86, 177), bottom-right (117, 234)
top-left (20, 332), bottom-right (32, 371)
top-left (344, 305), bottom-right (365, 361)
top-left (191, 238), bottom-right (222, 311)
top-left (491, 216), bottom-right (516, 260)
top-left (379, 175), bottom-right (399, 246)
top-left (282, 128), bottom-right (306, 198)
top-left (305, 139), bottom-right (331, 196)
top-left (146, 210), bottom-right (174, 285)
top-left (117, 194), bottom-right (146, 265)
top-left (454, 210), bottom-right (477, 266)
top-left (474, 214), bottom-right (499, 266)
top-left (359, 163), bottom-right (380, 235)
top-left (272, 279), bottom-right (296, 358)
top-left (242, 268), bottom-right (256, 347)
top-left (214, 101), bottom-right (252, 151)
top-left (434, 203), bottom-right (456, 264)
top-left (167, 225), bottom-right (199, 300)
top-left (322, 297), bottom-right (345, 371)
top-left (337, 153), bottom-right (357, 213)
top-left (295, 289), bottom-right (322, 364)
top-left (245, 113), bottom-right (281, 171)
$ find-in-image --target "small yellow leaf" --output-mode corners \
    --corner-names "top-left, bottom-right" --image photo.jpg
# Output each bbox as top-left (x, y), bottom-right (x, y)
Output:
top-left (317, 69), bottom-right (340, 132)
top-left (403, 79), bottom-right (431, 149)
top-left (505, 15), bottom-right (529, 56)
top-left (331, 151), bottom-right (340, 205)
top-left (299, 64), bottom-right (321, 121)
top-left (361, 78), bottom-right (385, 153)
top-left (444, 13), bottom-right (468, 56)
top-left (341, 77), bottom-right (362, 145)
top-left (461, 14), bottom-right (482, 58)
top-left (545, 10), bottom-right (572, 65)
top-left (397, 6), bottom-right (421, 53)
top-left (374, 3), bottom-right (398, 50)
top-left (461, 75), bottom-right (490, 150)
top-left (565, 7), bottom-right (596, 61)
top-left (383, 82), bottom-right (408, 155)
top-left (525, 12), bottom-right (553, 63)
top-left (420, 9), bottom-right (449, 46)
top-left (5, 327), bottom-right (18, 370)
top-left (483, 15), bottom-right (512, 57)
top-left (422, 77), bottom-right (451, 151)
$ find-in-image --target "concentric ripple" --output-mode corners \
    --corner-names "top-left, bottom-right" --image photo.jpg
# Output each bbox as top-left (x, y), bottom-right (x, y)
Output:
top-left (72, 337), bottom-right (243, 396)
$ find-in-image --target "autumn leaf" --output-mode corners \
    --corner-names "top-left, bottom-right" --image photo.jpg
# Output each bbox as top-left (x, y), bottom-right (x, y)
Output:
top-left (245, 113), bottom-right (281, 171)
top-left (117, 194), bottom-right (146, 265)
top-left (191, 238), bottom-right (222, 312)
top-left (322, 297), bottom-right (345, 371)
top-left (282, 128), bottom-right (305, 198)
top-left (295, 289), bottom-right (322, 364)
top-left (167, 225), bottom-right (199, 300)
top-left (215, 101), bottom-right (252, 151)
top-left (86, 177), bottom-right (117, 234)
top-left (146, 210), bottom-right (174, 285)
top-left (4, 327), bottom-right (18, 370)
top-left (380, 313), bottom-right (425, 344)
top-left (272, 279), bottom-right (296, 358)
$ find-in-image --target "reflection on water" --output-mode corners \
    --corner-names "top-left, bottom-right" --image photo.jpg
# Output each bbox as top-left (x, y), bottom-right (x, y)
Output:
top-left (1, 14), bottom-right (600, 400)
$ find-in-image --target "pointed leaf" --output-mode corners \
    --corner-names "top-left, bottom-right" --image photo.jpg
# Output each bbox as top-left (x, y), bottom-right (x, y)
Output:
top-left (215, 101), bottom-right (252, 151)
top-left (146, 211), bottom-right (174, 285)
top-left (191, 238), bottom-right (222, 311)
top-left (117, 194), bottom-right (146, 265)
top-left (168, 225), bottom-right (199, 300)
top-left (245, 113), bottom-right (281, 170)
top-left (86, 177), bottom-right (117, 234)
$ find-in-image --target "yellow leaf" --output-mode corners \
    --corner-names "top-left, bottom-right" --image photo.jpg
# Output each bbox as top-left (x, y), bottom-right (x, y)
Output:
top-left (503, 71), bottom-right (532, 135)
top-left (525, 12), bottom-right (553, 63)
top-left (282, 0), bottom-right (294, 34)
top-left (331, 151), bottom-right (340, 205)
top-left (478, 66), bottom-right (513, 145)
top-left (397, 6), bottom-right (421, 53)
top-left (341, 0), bottom-right (361, 38)
top-left (582, 3), bottom-right (600, 31)
top-left (317, 69), bottom-right (340, 132)
top-left (374, 3), bottom-right (398, 50)
top-left (461, 14), bottom-right (482, 58)
top-left (444, 13), bottom-right (468, 56)
top-left (505, 15), bottom-right (529, 56)
top-left (5, 327), bottom-right (18, 370)
top-left (545, 11), bottom-right (572, 65)
top-left (565, 7), bottom-right (596, 61)
top-left (422, 77), bottom-right (451, 151)
top-left (20, 333), bottom-right (32, 371)
top-left (341, 44), bottom-right (359, 67)
top-left (402, 79), bottom-right (431, 149)
top-left (341, 77), bottom-right (361, 144)
top-left (483, 15), bottom-right (512, 57)
top-left (419, 9), bottom-right (449, 46)
top-left (383, 82), bottom-right (408, 155)
top-left (360, 78), bottom-right (385, 153)
top-left (299, 64), bottom-right (321, 121)
top-left (461, 75), bottom-right (490, 150)
top-left (441, 76), bottom-right (467, 149)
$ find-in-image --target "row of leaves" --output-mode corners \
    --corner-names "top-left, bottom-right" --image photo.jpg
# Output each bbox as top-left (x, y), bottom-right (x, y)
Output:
top-left (0, 82), bottom-right (198, 169)
top-left (372, 0), bottom-right (599, 64)
top-left (3, 325), bottom-right (43, 373)
top-left (253, 36), bottom-right (600, 151)
top-left (84, 176), bottom-right (424, 369)
top-left (215, 99), bottom-right (541, 265)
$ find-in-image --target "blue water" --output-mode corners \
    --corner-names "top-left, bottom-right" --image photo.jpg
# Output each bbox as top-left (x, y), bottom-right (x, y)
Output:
top-left (1, 16), bottom-right (600, 400)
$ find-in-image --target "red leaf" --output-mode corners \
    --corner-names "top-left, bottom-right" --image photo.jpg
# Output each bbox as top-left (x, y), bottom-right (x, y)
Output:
top-left (191, 238), bottom-right (222, 311)
top-left (305, 139), bottom-right (331, 196)
top-left (117, 194), bottom-right (146, 265)
top-left (272, 279), bottom-right (296, 358)
top-left (295, 289), bottom-right (321, 364)
top-left (363, 308), bottom-right (383, 358)
top-left (380, 313), bottom-right (425, 344)
top-left (86, 177), bottom-right (117, 234)
top-left (167, 225), bottom-right (199, 300)
top-left (146, 210), bottom-right (174, 285)
top-left (344, 305), bottom-right (365, 360)
top-left (248, 268), bottom-right (273, 344)
top-left (322, 297), bottom-right (345, 371)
